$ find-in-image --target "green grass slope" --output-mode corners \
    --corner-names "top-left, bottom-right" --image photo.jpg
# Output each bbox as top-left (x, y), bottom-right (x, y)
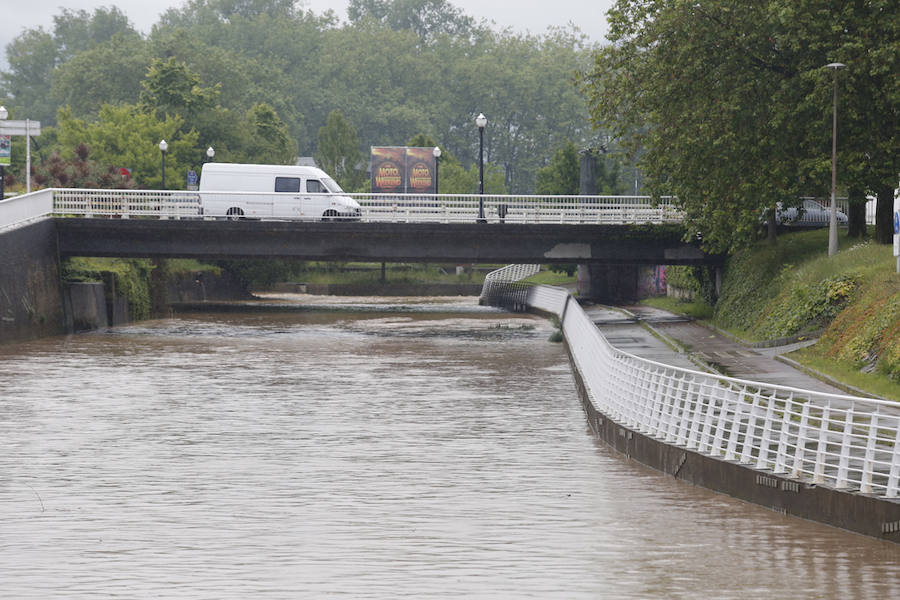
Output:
top-left (713, 229), bottom-right (900, 399)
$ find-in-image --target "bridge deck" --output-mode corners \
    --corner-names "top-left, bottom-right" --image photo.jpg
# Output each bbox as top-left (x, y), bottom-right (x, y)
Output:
top-left (53, 218), bottom-right (720, 265)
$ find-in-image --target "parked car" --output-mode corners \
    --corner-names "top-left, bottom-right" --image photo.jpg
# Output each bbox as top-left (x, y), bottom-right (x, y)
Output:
top-left (775, 199), bottom-right (848, 228)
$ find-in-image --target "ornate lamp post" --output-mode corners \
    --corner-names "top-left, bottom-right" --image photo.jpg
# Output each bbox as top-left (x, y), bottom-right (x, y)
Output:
top-left (206, 146), bottom-right (215, 163)
top-left (476, 113), bottom-right (487, 223)
top-left (826, 62), bottom-right (845, 257)
top-left (159, 139), bottom-right (168, 189)
top-left (432, 146), bottom-right (441, 195)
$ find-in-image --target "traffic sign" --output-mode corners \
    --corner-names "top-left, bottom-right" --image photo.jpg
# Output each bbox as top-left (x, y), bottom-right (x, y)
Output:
top-left (0, 120), bottom-right (41, 137)
top-left (894, 194), bottom-right (899, 259)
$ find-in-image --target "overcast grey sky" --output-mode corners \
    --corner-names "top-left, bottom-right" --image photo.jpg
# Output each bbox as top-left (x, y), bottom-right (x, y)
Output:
top-left (1, 0), bottom-right (613, 70)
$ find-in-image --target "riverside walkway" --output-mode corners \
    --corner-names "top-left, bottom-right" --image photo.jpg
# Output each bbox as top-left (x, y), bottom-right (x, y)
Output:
top-left (589, 304), bottom-right (865, 398)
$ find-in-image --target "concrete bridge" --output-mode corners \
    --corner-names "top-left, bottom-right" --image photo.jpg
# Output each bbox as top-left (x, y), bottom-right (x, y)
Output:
top-left (1, 188), bottom-right (721, 341)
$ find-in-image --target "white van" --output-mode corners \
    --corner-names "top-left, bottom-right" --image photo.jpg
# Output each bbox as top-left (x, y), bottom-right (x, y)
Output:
top-left (199, 163), bottom-right (361, 221)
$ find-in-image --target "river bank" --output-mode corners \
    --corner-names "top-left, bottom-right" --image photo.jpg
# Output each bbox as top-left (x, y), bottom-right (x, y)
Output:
top-left (650, 228), bottom-right (900, 401)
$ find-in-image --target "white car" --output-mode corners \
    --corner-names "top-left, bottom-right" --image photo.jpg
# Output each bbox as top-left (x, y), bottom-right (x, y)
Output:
top-left (776, 199), bottom-right (848, 228)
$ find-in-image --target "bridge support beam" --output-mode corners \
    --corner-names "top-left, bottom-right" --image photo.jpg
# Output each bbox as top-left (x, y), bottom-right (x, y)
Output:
top-left (576, 263), bottom-right (640, 303)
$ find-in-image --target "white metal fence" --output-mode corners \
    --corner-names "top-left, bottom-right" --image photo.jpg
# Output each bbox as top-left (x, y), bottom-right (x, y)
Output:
top-left (478, 264), bottom-right (541, 310)
top-left (497, 282), bottom-right (900, 498)
top-left (0, 188), bottom-right (683, 229)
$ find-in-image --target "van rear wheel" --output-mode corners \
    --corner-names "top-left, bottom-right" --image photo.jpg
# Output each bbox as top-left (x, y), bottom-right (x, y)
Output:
top-left (226, 207), bottom-right (244, 221)
top-left (322, 209), bottom-right (338, 222)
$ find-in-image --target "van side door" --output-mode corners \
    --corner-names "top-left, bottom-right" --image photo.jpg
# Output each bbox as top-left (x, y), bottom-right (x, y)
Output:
top-left (274, 176), bottom-right (303, 218)
top-left (304, 179), bottom-right (329, 219)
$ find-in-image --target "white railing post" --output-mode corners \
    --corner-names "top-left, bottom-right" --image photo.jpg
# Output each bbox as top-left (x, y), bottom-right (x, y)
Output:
top-left (724, 389), bottom-right (747, 462)
top-left (756, 397), bottom-right (777, 470)
top-left (813, 404), bottom-right (832, 484)
top-left (859, 411), bottom-right (880, 494)
top-left (887, 425), bottom-right (900, 498)
top-left (792, 402), bottom-right (812, 479)
top-left (836, 408), bottom-right (855, 489)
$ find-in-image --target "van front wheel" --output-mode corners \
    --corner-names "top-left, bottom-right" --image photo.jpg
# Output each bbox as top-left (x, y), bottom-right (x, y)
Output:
top-left (226, 207), bottom-right (244, 221)
top-left (322, 209), bottom-right (338, 222)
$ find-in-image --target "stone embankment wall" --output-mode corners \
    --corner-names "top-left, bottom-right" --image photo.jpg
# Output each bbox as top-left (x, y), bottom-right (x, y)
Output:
top-left (0, 222), bottom-right (253, 344)
top-left (0, 221), bottom-right (66, 343)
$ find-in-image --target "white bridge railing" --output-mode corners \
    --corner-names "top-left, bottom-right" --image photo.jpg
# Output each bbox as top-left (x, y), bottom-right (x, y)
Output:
top-left (490, 281), bottom-right (900, 498)
top-left (1, 188), bottom-right (682, 230)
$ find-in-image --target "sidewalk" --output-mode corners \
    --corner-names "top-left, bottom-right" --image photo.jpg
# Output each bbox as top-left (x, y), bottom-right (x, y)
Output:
top-left (583, 303), bottom-right (867, 398)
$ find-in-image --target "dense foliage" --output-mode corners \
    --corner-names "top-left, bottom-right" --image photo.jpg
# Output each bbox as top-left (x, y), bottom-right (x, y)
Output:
top-left (0, 0), bottom-right (612, 193)
top-left (579, 0), bottom-right (900, 251)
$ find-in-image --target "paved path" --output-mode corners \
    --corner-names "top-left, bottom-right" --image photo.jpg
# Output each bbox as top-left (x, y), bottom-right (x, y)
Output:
top-left (584, 303), bottom-right (855, 397)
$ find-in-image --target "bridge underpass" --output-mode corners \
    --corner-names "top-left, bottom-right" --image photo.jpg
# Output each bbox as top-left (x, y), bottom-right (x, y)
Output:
top-left (54, 218), bottom-right (723, 303)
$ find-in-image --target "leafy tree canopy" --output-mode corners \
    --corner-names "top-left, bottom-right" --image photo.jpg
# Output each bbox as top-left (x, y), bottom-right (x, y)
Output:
top-left (579, 0), bottom-right (900, 252)
top-left (55, 104), bottom-right (200, 189)
top-left (316, 109), bottom-right (365, 189)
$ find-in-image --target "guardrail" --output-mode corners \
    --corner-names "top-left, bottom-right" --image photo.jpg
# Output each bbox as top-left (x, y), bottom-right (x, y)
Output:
top-left (488, 280), bottom-right (900, 498)
top-left (0, 188), bottom-right (684, 229)
top-left (0, 189), bottom-right (53, 231)
top-left (479, 264), bottom-right (541, 310)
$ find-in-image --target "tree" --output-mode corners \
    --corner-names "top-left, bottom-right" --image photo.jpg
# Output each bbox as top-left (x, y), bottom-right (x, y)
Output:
top-left (536, 141), bottom-right (580, 195)
top-left (536, 140), bottom-right (626, 195)
top-left (241, 103), bottom-right (297, 164)
top-left (139, 57), bottom-right (219, 123)
top-left (32, 143), bottom-right (136, 189)
top-left (1, 29), bottom-right (59, 123)
top-left (579, 1), bottom-right (900, 252)
top-left (55, 104), bottom-right (199, 189)
top-left (1, 7), bottom-right (139, 124)
top-left (347, 0), bottom-right (482, 41)
top-left (316, 110), bottom-right (364, 189)
top-left (51, 34), bottom-right (150, 116)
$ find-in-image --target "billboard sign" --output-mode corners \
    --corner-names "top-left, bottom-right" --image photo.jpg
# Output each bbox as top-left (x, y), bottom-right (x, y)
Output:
top-left (0, 135), bottom-right (10, 166)
top-left (406, 147), bottom-right (435, 194)
top-left (371, 146), bottom-right (435, 194)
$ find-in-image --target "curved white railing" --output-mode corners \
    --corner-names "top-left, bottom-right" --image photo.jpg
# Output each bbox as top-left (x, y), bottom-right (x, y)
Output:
top-left (479, 264), bottom-right (541, 309)
top-left (502, 282), bottom-right (900, 498)
top-left (0, 188), bottom-right (683, 228)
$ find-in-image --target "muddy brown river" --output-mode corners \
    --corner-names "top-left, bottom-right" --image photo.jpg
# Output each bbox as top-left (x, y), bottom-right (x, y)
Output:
top-left (1, 297), bottom-right (897, 598)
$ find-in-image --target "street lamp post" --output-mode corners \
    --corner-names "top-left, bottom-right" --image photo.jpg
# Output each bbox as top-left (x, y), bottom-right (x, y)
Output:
top-left (0, 105), bottom-right (7, 200)
top-left (826, 62), bottom-right (845, 257)
top-left (432, 146), bottom-right (441, 195)
top-left (159, 139), bottom-right (168, 189)
top-left (476, 113), bottom-right (487, 223)
top-left (206, 146), bottom-right (215, 163)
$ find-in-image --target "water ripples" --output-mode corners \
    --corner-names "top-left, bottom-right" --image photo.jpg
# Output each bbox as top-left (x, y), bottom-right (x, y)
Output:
top-left (1, 309), bottom-right (898, 598)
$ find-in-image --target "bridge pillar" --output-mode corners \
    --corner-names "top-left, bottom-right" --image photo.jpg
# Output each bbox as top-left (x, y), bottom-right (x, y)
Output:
top-left (576, 263), bottom-right (639, 303)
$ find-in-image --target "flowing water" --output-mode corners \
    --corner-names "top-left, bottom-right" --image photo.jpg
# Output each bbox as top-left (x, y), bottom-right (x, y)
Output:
top-left (1, 297), bottom-right (898, 598)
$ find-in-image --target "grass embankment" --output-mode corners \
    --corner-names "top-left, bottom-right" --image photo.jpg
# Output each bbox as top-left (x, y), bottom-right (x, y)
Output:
top-left (646, 228), bottom-right (900, 401)
top-left (290, 263), bottom-right (487, 285)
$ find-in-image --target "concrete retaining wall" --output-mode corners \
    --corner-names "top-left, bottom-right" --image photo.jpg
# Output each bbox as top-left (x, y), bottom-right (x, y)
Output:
top-left (564, 343), bottom-right (900, 542)
top-left (63, 282), bottom-right (109, 332)
top-left (0, 220), bottom-right (66, 342)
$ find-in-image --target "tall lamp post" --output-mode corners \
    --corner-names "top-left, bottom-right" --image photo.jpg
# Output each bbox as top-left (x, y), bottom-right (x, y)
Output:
top-left (206, 146), bottom-right (215, 163)
top-left (432, 146), bottom-right (441, 195)
top-left (159, 139), bottom-right (168, 189)
top-left (826, 62), bottom-right (845, 257)
top-left (0, 105), bottom-right (7, 200)
top-left (476, 113), bottom-right (487, 223)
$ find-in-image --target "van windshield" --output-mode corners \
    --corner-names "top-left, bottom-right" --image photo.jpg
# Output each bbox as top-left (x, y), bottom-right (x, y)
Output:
top-left (322, 177), bottom-right (344, 193)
